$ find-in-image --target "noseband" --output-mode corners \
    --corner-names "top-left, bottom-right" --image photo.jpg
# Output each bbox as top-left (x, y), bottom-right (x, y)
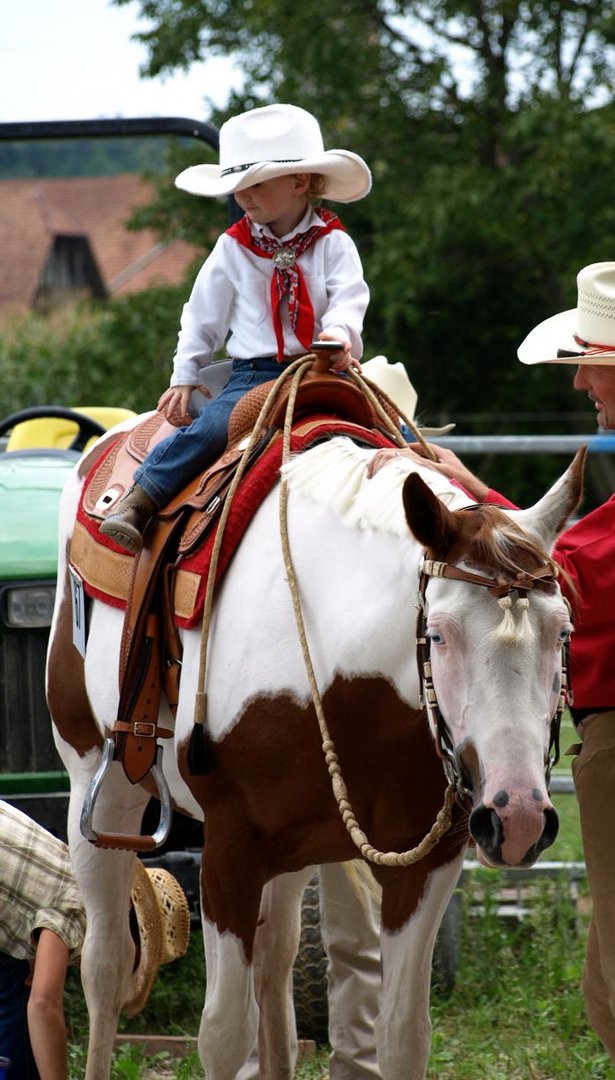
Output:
top-left (416, 557), bottom-right (570, 805)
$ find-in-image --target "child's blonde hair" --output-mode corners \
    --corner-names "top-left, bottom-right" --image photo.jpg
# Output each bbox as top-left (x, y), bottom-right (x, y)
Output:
top-left (306, 173), bottom-right (328, 200)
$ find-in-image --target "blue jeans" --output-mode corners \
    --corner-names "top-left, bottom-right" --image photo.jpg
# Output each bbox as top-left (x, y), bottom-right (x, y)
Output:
top-left (0, 952), bottom-right (39, 1078)
top-left (134, 358), bottom-right (285, 507)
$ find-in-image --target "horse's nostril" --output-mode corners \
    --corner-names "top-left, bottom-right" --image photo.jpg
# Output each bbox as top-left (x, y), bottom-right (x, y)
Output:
top-left (539, 806), bottom-right (559, 851)
top-left (469, 804), bottom-right (502, 851)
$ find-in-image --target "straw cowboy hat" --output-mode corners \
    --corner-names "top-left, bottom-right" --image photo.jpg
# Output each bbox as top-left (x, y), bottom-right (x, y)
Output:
top-left (362, 355), bottom-right (418, 420)
top-left (362, 355), bottom-right (455, 436)
top-left (175, 103), bottom-right (372, 203)
top-left (123, 861), bottom-right (191, 1017)
top-left (518, 262), bottom-right (615, 365)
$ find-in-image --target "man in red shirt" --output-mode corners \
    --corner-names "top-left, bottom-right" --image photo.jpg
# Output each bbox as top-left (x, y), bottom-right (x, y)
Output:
top-left (370, 261), bottom-right (615, 1059)
top-left (517, 262), bottom-right (615, 1059)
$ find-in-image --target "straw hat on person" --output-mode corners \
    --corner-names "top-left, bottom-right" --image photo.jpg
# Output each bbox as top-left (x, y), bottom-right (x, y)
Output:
top-left (123, 861), bottom-right (191, 1017)
top-left (175, 103), bottom-right (372, 204)
top-left (362, 355), bottom-right (418, 421)
top-left (518, 262), bottom-right (615, 365)
top-left (362, 355), bottom-right (455, 436)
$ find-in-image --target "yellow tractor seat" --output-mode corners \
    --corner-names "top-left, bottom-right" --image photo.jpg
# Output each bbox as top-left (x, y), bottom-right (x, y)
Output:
top-left (6, 407), bottom-right (137, 452)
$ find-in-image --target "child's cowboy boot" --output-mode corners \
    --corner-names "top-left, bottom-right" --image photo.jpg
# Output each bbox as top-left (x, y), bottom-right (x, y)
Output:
top-left (99, 484), bottom-right (158, 553)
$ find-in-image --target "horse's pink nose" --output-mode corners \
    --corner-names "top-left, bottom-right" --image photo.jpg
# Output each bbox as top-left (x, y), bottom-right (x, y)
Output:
top-left (470, 789), bottom-right (558, 867)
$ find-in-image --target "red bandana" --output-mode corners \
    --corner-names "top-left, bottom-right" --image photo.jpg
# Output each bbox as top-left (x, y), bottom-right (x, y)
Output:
top-left (227, 209), bottom-right (345, 359)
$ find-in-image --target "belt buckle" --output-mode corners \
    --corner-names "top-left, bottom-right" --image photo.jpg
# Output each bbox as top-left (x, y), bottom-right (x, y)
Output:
top-left (133, 721), bottom-right (156, 738)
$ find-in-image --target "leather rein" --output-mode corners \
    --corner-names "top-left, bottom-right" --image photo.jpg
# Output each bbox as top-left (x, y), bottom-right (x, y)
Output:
top-left (416, 556), bottom-right (570, 806)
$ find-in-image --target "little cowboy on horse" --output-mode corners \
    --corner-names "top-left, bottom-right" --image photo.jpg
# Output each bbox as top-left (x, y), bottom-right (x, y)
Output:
top-left (101, 102), bottom-right (372, 553)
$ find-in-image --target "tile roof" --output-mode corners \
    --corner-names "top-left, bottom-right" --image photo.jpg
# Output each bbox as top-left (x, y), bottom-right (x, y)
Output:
top-left (0, 174), bottom-right (201, 313)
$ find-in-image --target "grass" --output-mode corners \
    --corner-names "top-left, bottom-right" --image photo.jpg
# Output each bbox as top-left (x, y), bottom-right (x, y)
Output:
top-left (68, 716), bottom-right (609, 1077)
top-left (68, 886), bottom-right (611, 1079)
top-left (426, 874), bottom-right (610, 1079)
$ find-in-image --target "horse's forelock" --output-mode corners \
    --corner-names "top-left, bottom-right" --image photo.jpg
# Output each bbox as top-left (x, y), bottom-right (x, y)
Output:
top-left (449, 504), bottom-right (559, 585)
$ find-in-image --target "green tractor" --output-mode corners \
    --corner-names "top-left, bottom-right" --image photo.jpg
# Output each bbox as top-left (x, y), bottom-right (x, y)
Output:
top-left (0, 406), bottom-right (124, 833)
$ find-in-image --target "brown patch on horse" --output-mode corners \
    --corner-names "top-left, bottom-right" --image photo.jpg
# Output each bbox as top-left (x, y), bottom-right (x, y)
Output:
top-left (178, 675), bottom-right (468, 954)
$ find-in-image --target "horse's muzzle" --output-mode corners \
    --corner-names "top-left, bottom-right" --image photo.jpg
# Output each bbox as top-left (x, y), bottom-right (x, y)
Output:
top-left (469, 802), bottom-right (559, 868)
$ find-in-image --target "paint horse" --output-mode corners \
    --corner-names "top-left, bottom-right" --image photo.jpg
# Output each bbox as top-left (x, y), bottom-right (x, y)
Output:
top-left (47, 419), bottom-right (584, 1080)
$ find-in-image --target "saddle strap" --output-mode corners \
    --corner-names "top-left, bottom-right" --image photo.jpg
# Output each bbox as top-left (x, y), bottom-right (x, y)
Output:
top-left (161, 564), bottom-right (183, 717)
top-left (113, 513), bottom-right (188, 784)
top-left (113, 613), bottom-right (164, 784)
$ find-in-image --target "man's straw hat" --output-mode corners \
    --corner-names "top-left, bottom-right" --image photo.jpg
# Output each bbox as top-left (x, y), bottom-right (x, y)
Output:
top-left (123, 861), bottom-right (191, 1017)
top-left (175, 103), bottom-right (371, 204)
top-left (362, 355), bottom-right (418, 420)
top-left (518, 262), bottom-right (615, 365)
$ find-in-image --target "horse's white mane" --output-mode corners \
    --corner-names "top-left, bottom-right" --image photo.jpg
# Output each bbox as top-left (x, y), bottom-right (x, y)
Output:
top-left (281, 437), bottom-right (471, 537)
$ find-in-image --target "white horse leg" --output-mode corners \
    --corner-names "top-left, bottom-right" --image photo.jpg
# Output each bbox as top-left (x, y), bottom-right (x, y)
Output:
top-left (376, 855), bottom-right (465, 1080)
top-left (198, 863), bottom-right (312, 1079)
top-left (198, 916), bottom-right (259, 1080)
top-left (319, 861), bottom-right (382, 1079)
top-left (63, 744), bottom-right (150, 1080)
top-left (240, 868), bottom-right (314, 1079)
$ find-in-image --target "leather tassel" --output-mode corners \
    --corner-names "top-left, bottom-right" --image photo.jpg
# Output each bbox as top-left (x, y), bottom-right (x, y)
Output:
top-left (187, 722), bottom-right (214, 775)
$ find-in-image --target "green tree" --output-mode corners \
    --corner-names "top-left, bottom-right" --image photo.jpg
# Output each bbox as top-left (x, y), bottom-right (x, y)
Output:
top-left (0, 285), bottom-right (187, 418)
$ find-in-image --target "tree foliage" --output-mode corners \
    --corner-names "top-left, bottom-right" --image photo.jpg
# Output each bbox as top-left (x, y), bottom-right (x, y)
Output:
top-left (112, 1), bottom-right (615, 502)
top-left (0, 287), bottom-right (186, 418)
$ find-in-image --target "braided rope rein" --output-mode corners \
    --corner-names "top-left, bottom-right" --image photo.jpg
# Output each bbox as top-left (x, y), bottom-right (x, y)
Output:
top-left (278, 362), bottom-right (455, 866)
top-left (347, 367), bottom-right (438, 461)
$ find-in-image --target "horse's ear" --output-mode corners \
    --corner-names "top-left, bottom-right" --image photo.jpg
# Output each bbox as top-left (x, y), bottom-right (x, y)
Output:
top-left (402, 472), bottom-right (461, 553)
top-left (509, 446), bottom-right (587, 548)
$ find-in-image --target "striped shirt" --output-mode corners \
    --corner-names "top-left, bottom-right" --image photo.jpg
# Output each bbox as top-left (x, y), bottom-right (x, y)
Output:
top-left (0, 801), bottom-right (85, 962)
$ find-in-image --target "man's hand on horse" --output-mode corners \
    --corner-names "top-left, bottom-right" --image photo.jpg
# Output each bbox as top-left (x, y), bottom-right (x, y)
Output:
top-left (366, 443), bottom-right (489, 501)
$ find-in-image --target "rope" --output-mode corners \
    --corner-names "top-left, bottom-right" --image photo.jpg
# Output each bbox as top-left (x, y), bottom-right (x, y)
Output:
top-left (192, 355), bottom-right (312, 728)
top-left (348, 369), bottom-right (438, 461)
top-left (278, 363), bottom-right (455, 866)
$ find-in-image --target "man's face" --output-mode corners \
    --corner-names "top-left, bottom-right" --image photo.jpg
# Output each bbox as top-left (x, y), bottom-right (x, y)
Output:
top-left (573, 364), bottom-right (615, 430)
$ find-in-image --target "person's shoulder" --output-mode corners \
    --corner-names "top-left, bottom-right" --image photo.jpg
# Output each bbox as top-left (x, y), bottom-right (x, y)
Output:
top-left (209, 230), bottom-right (236, 255)
top-left (0, 798), bottom-right (34, 830)
top-left (0, 799), bottom-right (54, 850)
top-left (558, 495), bottom-right (615, 552)
top-left (193, 230), bottom-right (241, 280)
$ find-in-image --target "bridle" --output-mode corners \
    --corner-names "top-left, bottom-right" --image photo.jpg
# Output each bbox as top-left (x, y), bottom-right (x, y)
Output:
top-left (416, 556), bottom-right (571, 805)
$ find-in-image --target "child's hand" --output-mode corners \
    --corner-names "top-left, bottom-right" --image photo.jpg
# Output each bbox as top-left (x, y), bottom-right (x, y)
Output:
top-left (316, 334), bottom-right (362, 374)
top-left (157, 385), bottom-right (199, 426)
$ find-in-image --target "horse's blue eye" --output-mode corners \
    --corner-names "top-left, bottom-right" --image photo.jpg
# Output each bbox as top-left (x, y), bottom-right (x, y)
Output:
top-left (559, 627), bottom-right (572, 644)
top-left (428, 630), bottom-right (445, 646)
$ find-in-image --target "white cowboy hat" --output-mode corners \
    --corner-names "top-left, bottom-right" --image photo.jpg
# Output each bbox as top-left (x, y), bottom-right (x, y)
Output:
top-left (175, 103), bottom-right (372, 204)
top-left (518, 262), bottom-right (615, 365)
top-left (123, 861), bottom-right (191, 1017)
top-left (362, 355), bottom-right (455, 436)
top-left (362, 355), bottom-right (418, 420)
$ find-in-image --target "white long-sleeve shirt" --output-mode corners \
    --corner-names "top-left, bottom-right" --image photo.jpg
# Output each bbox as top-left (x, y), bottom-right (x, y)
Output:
top-left (170, 206), bottom-right (370, 387)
